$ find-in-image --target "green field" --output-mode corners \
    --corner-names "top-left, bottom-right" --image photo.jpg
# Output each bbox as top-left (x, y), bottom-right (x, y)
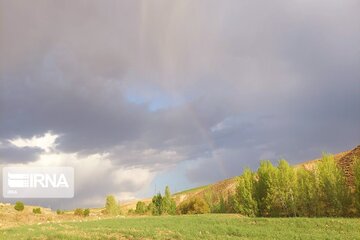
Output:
top-left (1, 215), bottom-right (360, 240)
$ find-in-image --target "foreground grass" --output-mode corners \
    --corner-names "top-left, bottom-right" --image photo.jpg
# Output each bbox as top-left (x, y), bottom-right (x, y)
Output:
top-left (1, 214), bottom-right (360, 240)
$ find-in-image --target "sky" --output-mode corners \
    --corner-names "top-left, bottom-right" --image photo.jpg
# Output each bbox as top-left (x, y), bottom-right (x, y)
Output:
top-left (0, 0), bottom-right (359, 209)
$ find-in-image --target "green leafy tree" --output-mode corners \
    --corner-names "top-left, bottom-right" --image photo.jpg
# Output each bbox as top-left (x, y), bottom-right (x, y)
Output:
top-left (317, 154), bottom-right (351, 216)
top-left (254, 160), bottom-right (277, 216)
top-left (235, 168), bottom-right (258, 216)
top-left (226, 193), bottom-right (237, 213)
top-left (135, 201), bottom-right (146, 214)
top-left (152, 193), bottom-right (163, 215)
top-left (105, 195), bottom-right (120, 215)
top-left (269, 160), bottom-right (297, 217)
top-left (14, 201), bottom-right (24, 211)
top-left (162, 186), bottom-right (176, 215)
top-left (296, 167), bottom-right (319, 217)
top-left (354, 156), bottom-right (360, 215)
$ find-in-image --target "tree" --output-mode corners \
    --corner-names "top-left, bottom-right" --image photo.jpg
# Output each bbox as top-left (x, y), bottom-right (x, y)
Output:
top-left (354, 156), bottom-right (360, 215)
top-left (269, 160), bottom-right (297, 217)
top-left (317, 154), bottom-right (351, 216)
top-left (296, 167), bottom-right (319, 217)
top-left (162, 186), bottom-right (176, 215)
top-left (152, 193), bottom-right (163, 215)
top-left (14, 201), bottom-right (24, 211)
top-left (105, 195), bottom-right (120, 215)
top-left (235, 168), bottom-right (258, 216)
top-left (254, 160), bottom-right (277, 216)
top-left (135, 201), bottom-right (146, 214)
top-left (226, 193), bottom-right (237, 213)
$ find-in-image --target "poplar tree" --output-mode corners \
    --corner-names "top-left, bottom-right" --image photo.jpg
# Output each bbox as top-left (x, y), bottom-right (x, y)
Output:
top-left (269, 160), bottom-right (297, 217)
top-left (163, 186), bottom-right (176, 215)
top-left (105, 195), bottom-right (120, 215)
top-left (254, 160), bottom-right (277, 216)
top-left (296, 167), bottom-right (319, 216)
top-left (235, 168), bottom-right (258, 216)
top-left (317, 154), bottom-right (351, 216)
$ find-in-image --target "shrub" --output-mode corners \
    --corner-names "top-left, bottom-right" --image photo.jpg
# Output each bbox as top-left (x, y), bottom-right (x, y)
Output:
top-left (74, 208), bottom-right (84, 216)
top-left (56, 209), bottom-right (65, 215)
top-left (135, 201), bottom-right (146, 214)
top-left (83, 208), bottom-right (90, 217)
top-left (33, 208), bottom-right (41, 214)
top-left (105, 195), bottom-right (120, 215)
top-left (177, 197), bottom-right (210, 214)
top-left (14, 201), bottom-right (24, 211)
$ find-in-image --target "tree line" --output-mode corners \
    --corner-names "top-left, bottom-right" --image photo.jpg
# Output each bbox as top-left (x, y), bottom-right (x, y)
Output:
top-left (132, 154), bottom-right (360, 217)
top-left (235, 154), bottom-right (360, 217)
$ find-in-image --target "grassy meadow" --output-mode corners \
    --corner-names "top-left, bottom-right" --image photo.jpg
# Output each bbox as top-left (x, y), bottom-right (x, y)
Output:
top-left (1, 214), bottom-right (360, 240)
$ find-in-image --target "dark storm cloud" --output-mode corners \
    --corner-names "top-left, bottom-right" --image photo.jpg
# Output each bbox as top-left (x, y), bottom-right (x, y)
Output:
top-left (0, 141), bottom-right (42, 163)
top-left (0, 0), bottom-right (359, 208)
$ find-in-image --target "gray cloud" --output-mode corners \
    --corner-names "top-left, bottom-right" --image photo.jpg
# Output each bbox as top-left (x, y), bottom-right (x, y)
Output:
top-left (0, 141), bottom-right (42, 163)
top-left (0, 0), bottom-right (359, 208)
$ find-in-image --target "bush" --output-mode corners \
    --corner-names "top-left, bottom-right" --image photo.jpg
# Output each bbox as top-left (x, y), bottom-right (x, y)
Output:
top-left (33, 208), bottom-right (41, 214)
top-left (83, 208), bottom-right (90, 217)
top-left (74, 208), bottom-right (84, 216)
top-left (135, 201), bottom-right (146, 214)
top-left (105, 195), bottom-right (120, 215)
top-left (56, 209), bottom-right (65, 215)
top-left (14, 201), bottom-right (24, 211)
top-left (177, 197), bottom-right (210, 214)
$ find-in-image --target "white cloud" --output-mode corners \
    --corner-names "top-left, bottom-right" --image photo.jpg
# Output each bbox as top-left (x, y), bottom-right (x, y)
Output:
top-left (9, 132), bottom-right (58, 152)
top-left (3, 147), bottom-right (155, 207)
